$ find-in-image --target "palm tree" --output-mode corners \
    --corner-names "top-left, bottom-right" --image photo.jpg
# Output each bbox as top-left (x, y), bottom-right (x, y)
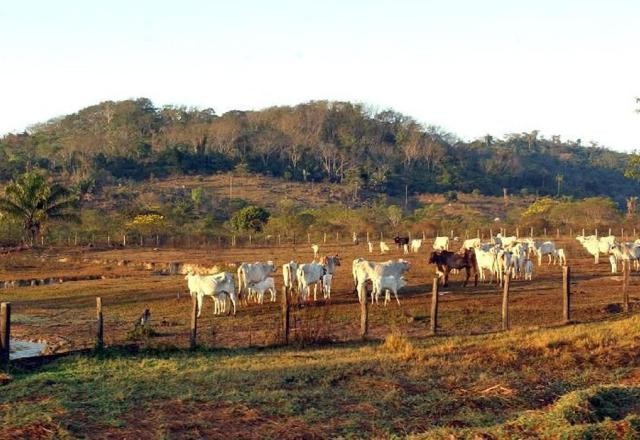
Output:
top-left (0, 172), bottom-right (78, 245)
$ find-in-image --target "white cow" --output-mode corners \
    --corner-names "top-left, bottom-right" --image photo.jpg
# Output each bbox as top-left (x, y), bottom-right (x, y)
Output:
top-left (368, 241), bottom-right (374, 253)
top-left (609, 254), bottom-right (618, 273)
top-left (410, 239), bottom-right (423, 253)
top-left (248, 277), bottom-right (276, 304)
top-left (433, 236), bottom-right (449, 251)
top-left (462, 238), bottom-right (481, 250)
top-left (322, 274), bottom-right (333, 299)
top-left (296, 263), bottom-right (325, 301)
top-left (185, 272), bottom-right (237, 316)
top-left (533, 241), bottom-right (557, 266)
top-left (403, 244), bottom-right (409, 255)
top-left (524, 259), bottom-right (533, 281)
top-left (577, 236), bottom-right (612, 264)
top-left (311, 244), bottom-right (320, 260)
top-left (374, 275), bottom-right (407, 306)
top-left (282, 261), bottom-right (298, 296)
top-left (237, 261), bottom-right (276, 301)
top-left (380, 241), bottom-right (390, 254)
top-left (353, 258), bottom-right (410, 304)
top-left (475, 248), bottom-right (499, 283)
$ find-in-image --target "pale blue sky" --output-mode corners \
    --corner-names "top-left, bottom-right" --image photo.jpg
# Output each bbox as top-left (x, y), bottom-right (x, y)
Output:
top-left (1, 1), bottom-right (639, 150)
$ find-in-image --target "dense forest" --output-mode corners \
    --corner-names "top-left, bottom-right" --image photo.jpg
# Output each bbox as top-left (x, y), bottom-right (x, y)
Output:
top-left (0, 98), bottom-right (637, 203)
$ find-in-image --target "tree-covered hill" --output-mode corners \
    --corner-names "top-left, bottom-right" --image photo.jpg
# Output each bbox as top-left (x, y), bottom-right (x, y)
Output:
top-left (1, 98), bottom-right (637, 203)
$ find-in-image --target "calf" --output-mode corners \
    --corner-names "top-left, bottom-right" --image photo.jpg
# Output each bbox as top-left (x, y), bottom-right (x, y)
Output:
top-left (375, 275), bottom-right (407, 306)
top-left (524, 259), bottom-right (533, 281)
top-left (380, 241), bottom-right (390, 254)
top-left (410, 239), bottom-right (422, 253)
top-left (248, 277), bottom-right (276, 304)
top-left (311, 244), bottom-right (320, 260)
top-left (322, 274), bottom-right (333, 299)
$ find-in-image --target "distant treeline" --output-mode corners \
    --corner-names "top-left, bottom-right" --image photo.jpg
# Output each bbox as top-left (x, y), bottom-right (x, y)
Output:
top-left (1, 98), bottom-right (637, 202)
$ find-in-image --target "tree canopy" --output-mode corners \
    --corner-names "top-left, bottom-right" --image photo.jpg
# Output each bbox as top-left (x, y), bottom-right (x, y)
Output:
top-left (0, 98), bottom-right (637, 203)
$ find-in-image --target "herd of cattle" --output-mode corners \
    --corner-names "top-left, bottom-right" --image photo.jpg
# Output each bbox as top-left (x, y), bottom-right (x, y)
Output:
top-left (182, 231), bottom-right (640, 317)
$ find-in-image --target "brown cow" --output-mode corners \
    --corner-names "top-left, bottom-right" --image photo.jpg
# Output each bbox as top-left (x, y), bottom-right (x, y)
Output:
top-left (428, 249), bottom-right (478, 287)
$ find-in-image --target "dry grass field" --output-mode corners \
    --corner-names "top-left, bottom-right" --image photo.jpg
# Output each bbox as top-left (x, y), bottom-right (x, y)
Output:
top-left (0, 236), bottom-right (635, 351)
top-left (1, 237), bottom-right (639, 438)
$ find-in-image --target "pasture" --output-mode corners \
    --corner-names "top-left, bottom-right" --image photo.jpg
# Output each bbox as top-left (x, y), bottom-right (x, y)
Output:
top-left (1, 236), bottom-right (640, 438)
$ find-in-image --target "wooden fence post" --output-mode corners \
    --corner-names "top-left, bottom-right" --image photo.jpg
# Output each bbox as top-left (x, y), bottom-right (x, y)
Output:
top-left (249, 235), bottom-right (252, 246)
top-left (422, 231), bottom-right (426, 240)
top-left (530, 227), bottom-right (533, 238)
top-left (366, 231), bottom-right (370, 243)
top-left (609, 228), bottom-right (612, 236)
top-left (0, 303), bottom-right (10, 370)
top-left (307, 233), bottom-right (310, 244)
top-left (516, 227), bottom-right (519, 238)
top-left (95, 297), bottom-right (104, 350)
top-left (595, 228), bottom-right (598, 238)
top-left (278, 235), bottom-right (281, 246)
top-left (544, 227), bottom-right (547, 237)
top-left (282, 285), bottom-right (290, 344)
top-left (563, 266), bottom-right (571, 324)
top-left (123, 234), bottom-right (126, 247)
top-left (502, 274), bottom-right (510, 330)
top-left (582, 228), bottom-right (585, 237)
top-left (570, 228), bottom-right (573, 237)
top-left (190, 295), bottom-right (198, 350)
top-left (323, 232), bottom-right (327, 244)
top-left (623, 261), bottom-right (630, 313)
top-left (360, 293), bottom-right (369, 339)
top-left (556, 228), bottom-right (559, 238)
top-left (430, 278), bottom-right (439, 335)
top-left (477, 229), bottom-right (480, 239)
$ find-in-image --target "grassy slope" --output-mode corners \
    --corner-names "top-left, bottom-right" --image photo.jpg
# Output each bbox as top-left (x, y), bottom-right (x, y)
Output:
top-left (2, 315), bottom-right (640, 439)
top-left (91, 172), bottom-right (531, 217)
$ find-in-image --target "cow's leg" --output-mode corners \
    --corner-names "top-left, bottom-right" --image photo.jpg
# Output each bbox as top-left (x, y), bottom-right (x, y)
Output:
top-left (393, 289), bottom-right (400, 306)
top-left (197, 294), bottom-right (204, 318)
top-left (443, 268), bottom-right (450, 287)
top-left (463, 267), bottom-right (470, 287)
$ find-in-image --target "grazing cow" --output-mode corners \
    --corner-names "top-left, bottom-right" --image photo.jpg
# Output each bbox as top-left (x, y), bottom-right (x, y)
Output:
top-left (248, 277), bottom-right (276, 304)
top-left (352, 232), bottom-right (359, 245)
top-left (311, 244), bottom-right (320, 260)
top-left (185, 272), bottom-right (237, 316)
top-left (322, 274), bottom-right (333, 299)
top-left (380, 241), bottom-right (390, 254)
top-left (533, 241), bottom-right (557, 266)
top-left (524, 259), bottom-right (533, 281)
top-left (282, 261), bottom-right (298, 297)
top-left (433, 236), bottom-right (449, 251)
top-left (368, 241), bottom-right (374, 253)
top-left (462, 238), bottom-right (481, 250)
top-left (428, 249), bottom-right (477, 287)
top-left (410, 239), bottom-right (423, 253)
top-left (609, 254), bottom-right (618, 273)
top-left (394, 236), bottom-right (410, 250)
top-left (237, 261), bottom-right (276, 302)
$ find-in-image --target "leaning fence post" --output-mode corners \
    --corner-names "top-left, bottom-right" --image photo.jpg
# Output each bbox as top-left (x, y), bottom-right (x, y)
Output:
top-left (1, 303), bottom-right (11, 370)
top-left (190, 295), bottom-right (198, 350)
top-left (502, 274), bottom-right (510, 331)
top-left (430, 278), bottom-right (439, 335)
top-left (282, 285), bottom-right (290, 344)
top-left (623, 261), bottom-right (630, 313)
top-left (360, 292), bottom-right (369, 339)
top-left (562, 266), bottom-right (571, 324)
top-left (95, 297), bottom-right (104, 350)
